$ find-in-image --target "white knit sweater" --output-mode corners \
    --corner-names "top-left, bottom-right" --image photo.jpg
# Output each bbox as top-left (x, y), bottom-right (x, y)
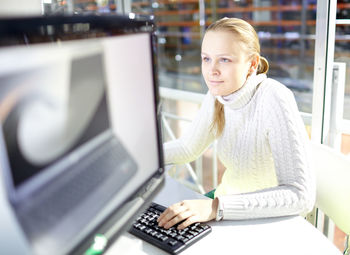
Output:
top-left (163, 73), bottom-right (316, 220)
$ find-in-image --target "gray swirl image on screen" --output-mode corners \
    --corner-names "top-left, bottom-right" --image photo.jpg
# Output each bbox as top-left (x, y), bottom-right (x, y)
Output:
top-left (1, 52), bottom-right (137, 188)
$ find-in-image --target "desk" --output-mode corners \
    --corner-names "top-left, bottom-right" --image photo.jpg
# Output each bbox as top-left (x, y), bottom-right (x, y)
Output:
top-left (106, 174), bottom-right (342, 255)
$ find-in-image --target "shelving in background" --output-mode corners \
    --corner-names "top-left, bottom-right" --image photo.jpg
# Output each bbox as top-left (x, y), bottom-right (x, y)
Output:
top-left (45, 0), bottom-right (350, 115)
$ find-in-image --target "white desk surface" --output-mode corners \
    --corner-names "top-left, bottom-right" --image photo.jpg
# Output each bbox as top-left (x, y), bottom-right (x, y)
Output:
top-left (106, 174), bottom-right (342, 255)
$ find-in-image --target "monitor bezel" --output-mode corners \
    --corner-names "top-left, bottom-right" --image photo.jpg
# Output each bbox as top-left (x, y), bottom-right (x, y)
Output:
top-left (0, 14), bottom-right (165, 254)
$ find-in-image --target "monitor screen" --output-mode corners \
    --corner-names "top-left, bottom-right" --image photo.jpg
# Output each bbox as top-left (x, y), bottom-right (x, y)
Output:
top-left (1, 51), bottom-right (110, 188)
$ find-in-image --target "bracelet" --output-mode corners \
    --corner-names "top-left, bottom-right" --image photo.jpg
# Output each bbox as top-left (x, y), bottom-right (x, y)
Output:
top-left (215, 197), bottom-right (224, 221)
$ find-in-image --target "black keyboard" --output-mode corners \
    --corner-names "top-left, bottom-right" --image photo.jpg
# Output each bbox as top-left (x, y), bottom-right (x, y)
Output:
top-left (129, 202), bottom-right (212, 254)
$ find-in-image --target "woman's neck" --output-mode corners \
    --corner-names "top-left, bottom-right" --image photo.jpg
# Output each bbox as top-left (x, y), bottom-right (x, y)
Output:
top-left (216, 73), bottom-right (267, 109)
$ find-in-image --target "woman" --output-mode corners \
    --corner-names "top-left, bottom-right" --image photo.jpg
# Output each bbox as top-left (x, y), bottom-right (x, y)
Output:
top-left (157, 17), bottom-right (315, 230)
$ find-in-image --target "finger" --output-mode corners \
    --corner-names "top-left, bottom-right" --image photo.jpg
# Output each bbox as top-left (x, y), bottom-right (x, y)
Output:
top-left (157, 201), bottom-right (183, 223)
top-left (158, 202), bottom-right (186, 226)
top-left (177, 215), bottom-right (198, 230)
top-left (157, 208), bottom-right (172, 223)
top-left (163, 210), bottom-right (193, 229)
top-left (157, 206), bottom-right (177, 224)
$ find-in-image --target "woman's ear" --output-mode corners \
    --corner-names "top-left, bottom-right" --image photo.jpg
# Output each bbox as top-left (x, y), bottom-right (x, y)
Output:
top-left (250, 55), bottom-right (260, 73)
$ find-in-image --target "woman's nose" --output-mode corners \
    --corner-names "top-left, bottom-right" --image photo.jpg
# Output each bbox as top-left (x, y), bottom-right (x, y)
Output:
top-left (210, 62), bottom-right (220, 75)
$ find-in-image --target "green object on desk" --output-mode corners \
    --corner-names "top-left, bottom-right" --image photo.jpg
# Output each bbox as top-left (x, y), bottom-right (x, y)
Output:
top-left (84, 234), bottom-right (108, 255)
top-left (204, 189), bottom-right (215, 199)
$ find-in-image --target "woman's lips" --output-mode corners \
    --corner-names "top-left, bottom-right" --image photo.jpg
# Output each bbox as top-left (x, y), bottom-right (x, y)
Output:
top-left (209, 80), bottom-right (224, 85)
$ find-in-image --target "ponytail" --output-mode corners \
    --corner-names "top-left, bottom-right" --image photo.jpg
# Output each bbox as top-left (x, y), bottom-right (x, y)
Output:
top-left (257, 56), bottom-right (269, 74)
top-left (210, 99), bottom-right (225, 137)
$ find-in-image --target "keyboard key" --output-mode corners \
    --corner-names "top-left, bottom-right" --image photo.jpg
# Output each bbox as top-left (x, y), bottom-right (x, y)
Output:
top-left (160, 236), bottom-right (168, 242)
top-left (185, 234), bottom-right (194, 239)
top-left (169, 232), bottom-right (177, 238)
top-left (144, 228), bottom-right (152, 234)
top-left (175, 235), bottom-right (185, 242)
top-left (150, 230), bottom-right (158, 236)
top-left (195, 227), bottom-right (204, 233)
top-left (156, 233), bottom-right (163, 239)
top-left (168, 240), bottom-right (178, 246)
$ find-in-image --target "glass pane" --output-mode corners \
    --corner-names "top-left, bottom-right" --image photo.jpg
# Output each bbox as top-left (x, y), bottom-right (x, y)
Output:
top-left (133, 0), bottom-right (319, 125)
top-left (332, 0), bottom-right (350, 252)
top-left (335, 1), bottom-right (350, 121)
top-left (132, 0), bottom-right (206, 93)
top-left (43, 0), bottom-right (118, 14)
top-left (47, 0), bottom-right (319, 119)
top-left (335, 1), bottom-right (350, 156)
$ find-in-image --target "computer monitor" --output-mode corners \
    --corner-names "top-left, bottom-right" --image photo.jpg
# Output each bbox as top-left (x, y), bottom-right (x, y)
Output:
top-left (0, 15), bottom-right (164, 255)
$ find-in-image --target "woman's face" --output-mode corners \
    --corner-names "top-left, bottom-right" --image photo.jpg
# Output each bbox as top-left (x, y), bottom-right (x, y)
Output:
top-left (201, 31), bottom-right (252, 96)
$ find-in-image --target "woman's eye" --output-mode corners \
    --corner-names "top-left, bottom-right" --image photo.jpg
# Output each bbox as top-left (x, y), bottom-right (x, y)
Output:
top-left (202, 57), bottom-right (210, 62)
top-left (220, 58), bottom-right (230, 63)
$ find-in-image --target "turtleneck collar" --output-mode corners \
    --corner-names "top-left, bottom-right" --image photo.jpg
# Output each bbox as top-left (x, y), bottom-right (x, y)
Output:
top-left (216, 73), bottom-right (267, 110)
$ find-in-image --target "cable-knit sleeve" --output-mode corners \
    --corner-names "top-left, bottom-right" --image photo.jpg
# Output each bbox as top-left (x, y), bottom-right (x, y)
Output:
top-left (163, 92), bottom-right (216, 165)
top-left (218, 84), bottom-right (316, 219)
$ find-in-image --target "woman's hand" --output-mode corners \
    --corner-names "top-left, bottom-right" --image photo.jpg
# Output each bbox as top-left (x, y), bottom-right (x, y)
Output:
top-left (157, 199), bottom-right (218, 230)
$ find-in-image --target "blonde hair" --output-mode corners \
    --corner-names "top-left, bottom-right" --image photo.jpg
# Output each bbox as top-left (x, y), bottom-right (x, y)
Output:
top-left (207, 17), bottom-right (269, 137)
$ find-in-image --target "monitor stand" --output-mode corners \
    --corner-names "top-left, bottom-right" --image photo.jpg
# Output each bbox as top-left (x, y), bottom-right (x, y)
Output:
top-left (71, 174), bottom-right (164, 255)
